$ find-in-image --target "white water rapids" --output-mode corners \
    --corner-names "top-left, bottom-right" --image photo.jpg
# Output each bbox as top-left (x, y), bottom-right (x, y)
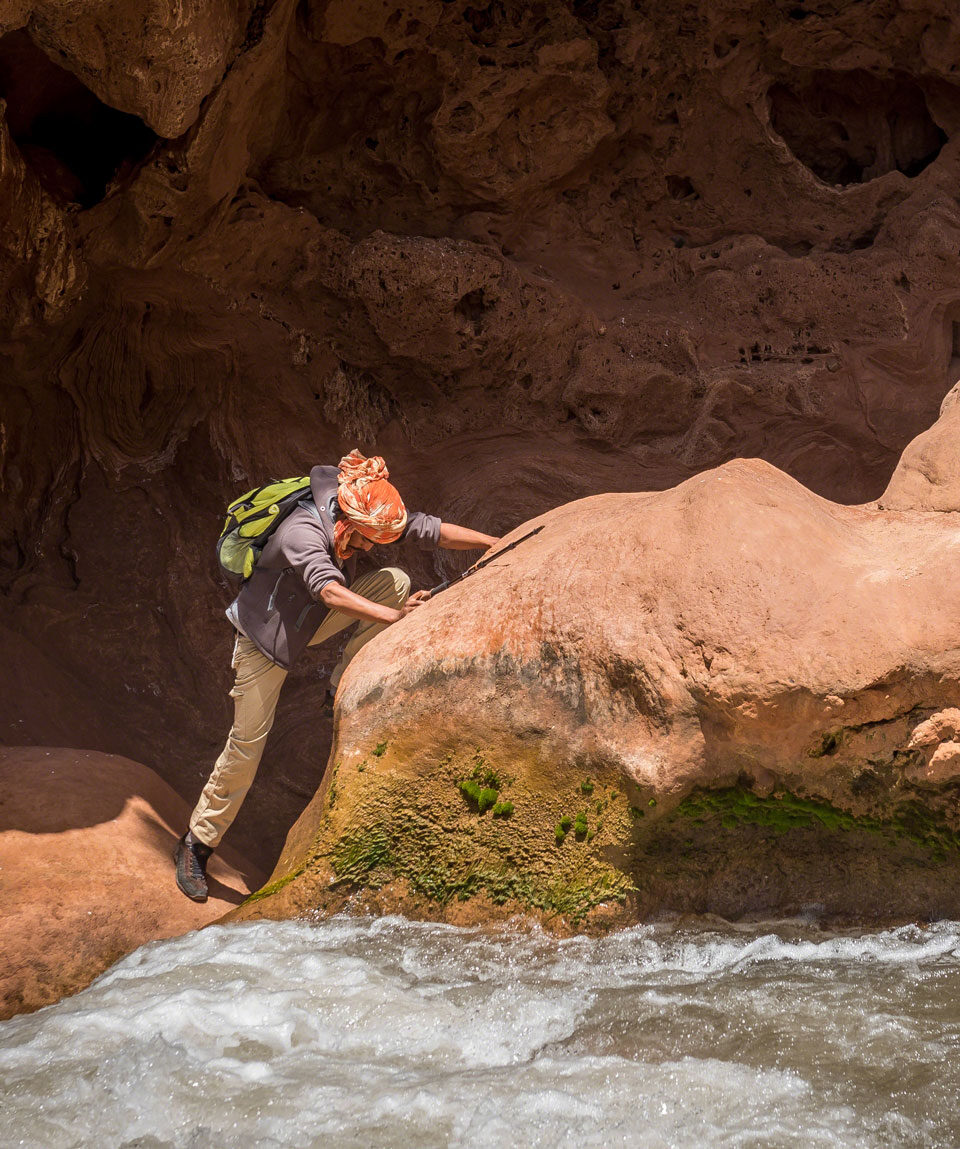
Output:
top-left (3, 915), bottom-right (960, 1147)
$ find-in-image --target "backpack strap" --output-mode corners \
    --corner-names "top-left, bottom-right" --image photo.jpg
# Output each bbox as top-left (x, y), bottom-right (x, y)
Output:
top-left (300, 496), bottom-right (323, 523)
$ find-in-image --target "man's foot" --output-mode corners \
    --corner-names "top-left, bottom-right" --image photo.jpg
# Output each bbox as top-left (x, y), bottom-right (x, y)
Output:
top-left (175, 831), bottom-right (213, 901)
top-left (319, 688), bottom-right (336, 716)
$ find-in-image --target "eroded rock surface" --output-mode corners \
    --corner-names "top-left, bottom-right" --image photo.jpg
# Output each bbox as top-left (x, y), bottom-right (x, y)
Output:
top-left (3, 1), bottom-right (960, 868)
top-left (0, 747), bottom-right (264, 1019)
top-left (236, 396), bottom-right (960, 926)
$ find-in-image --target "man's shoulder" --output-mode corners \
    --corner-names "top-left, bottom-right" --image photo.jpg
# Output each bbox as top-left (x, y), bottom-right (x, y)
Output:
top-left (261, 504), bottom-right (332, 565)
top-left (277, 503), bottom-right (328, 539)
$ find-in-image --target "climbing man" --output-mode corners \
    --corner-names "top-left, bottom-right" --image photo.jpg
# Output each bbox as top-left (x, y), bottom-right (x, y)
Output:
top-left (175, 449), bottom-right (498, 900)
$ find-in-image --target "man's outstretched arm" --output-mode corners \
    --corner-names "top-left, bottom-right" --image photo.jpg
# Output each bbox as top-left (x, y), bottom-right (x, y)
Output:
top-left (318, 523), bottom-right (499, 622)
top-left (438, 523), bottom-right (500, 551)
top-left (319, 581), bottom-right (419, 624)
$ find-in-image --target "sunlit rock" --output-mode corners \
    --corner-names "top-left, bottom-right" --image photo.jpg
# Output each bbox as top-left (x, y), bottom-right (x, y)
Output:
top-left (238, 400), bottom-right (960, 927)
top-left (0, 748), bottom-right (263, 1019)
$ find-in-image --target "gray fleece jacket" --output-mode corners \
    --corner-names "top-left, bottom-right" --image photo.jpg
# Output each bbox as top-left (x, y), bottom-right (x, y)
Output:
top-left (229, 464), bottom-right (441, 669)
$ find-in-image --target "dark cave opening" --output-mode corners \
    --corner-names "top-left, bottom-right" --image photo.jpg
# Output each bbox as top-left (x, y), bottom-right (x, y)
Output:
top-left (769, 69), bottom-right (948, 185)
top-left (0, 29), bottom-right (158, 207)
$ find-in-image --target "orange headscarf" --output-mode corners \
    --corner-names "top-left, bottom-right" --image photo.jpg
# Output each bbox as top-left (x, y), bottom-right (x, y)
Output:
top-left (333, 449), bottom-right (408, 560)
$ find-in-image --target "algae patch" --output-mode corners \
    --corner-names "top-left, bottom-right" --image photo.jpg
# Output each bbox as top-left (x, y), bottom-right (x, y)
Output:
top-left (329, 810), bottom-right (629, 919)
top-left (672, 786), bottom-right (960, 859)
top-left (459, 779), bottom-right (498, 812)
top-left (244, 865), bottom-right (307, 904)
top-left (457, 754), bottom-right (513, 815)
top-left (323, 753), bottom-right (632, 920)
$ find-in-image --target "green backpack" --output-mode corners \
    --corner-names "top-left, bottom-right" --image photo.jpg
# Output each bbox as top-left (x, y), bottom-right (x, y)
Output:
top-left (217, 476), bottom-right (313, 584)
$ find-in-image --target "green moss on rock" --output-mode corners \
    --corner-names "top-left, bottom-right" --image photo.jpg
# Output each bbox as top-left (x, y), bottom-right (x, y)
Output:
top-left (459, 779), bottom-right (483, 806)
top-left (254, 747), bottom-right (960, 928)
top-left (674, 787), bottom-right (875, 833)
top-left (468, 754), bottom-right (506, 791)
top-left (329, 808), bottom-right (630, 920)
top-left (478, 787), bottom-right (498, 814)
top-left (672, 785), bottom-right (960, 858)
top-left (244, 865), bottom-right (307, 904)
top-left (309, 748), bottom-right (635, 922)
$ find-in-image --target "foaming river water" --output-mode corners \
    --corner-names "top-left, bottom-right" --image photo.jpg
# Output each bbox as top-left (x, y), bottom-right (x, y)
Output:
top-left (3, 917), bottom-right (960, 1148)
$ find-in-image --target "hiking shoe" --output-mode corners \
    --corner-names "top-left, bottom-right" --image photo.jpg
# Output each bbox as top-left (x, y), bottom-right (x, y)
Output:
top-left (175, 831), bottom-right (213, 901)
top-left (319, 688), bottom-right (336, 716)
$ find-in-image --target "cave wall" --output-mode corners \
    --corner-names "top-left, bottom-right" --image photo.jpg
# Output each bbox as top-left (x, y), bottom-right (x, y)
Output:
top-left (3, 0), bottom-right (960, 865)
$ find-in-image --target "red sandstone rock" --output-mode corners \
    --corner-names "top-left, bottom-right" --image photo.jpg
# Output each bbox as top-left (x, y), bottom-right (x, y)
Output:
top-left (0, 747), bottom-right (264, 1019)
top-left (0, 114), bottom-right (82, 335)
top-left (906, 707), bottom-right (960, 784)
top-left (3, 1), bottom-right (960, 869)
top-left (236, 397), bottom-right (960, 926)
top-left (5, 1), bottom-right (245, 136)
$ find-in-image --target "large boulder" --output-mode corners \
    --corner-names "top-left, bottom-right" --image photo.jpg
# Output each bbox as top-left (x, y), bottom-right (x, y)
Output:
top-left (236, 400), bottom-right (960, 927)
top-left (0, 747), bottom-right (264, 1018)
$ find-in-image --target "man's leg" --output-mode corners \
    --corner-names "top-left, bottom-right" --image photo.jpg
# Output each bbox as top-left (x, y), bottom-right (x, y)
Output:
top-left (308, 566), bottom-right (410, 689)
top-left (188, 633), bottom-right (288, 849)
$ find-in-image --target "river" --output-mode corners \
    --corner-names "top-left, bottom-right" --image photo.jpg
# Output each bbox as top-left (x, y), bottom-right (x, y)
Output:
top-left (2, 915), bottom-right (959, 1147)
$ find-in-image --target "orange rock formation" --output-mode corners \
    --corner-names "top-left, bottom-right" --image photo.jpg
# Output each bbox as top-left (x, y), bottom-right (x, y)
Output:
top-left (0, 747), bottom-right (263, 1019)
top-left (2, 0), bottom-right (960, 873)
top-left (236, 389), bottom-right (960, 926)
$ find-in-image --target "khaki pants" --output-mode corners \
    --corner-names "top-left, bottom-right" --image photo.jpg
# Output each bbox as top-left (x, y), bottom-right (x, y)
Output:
top-left (189, 567), bottom-right (410, 848)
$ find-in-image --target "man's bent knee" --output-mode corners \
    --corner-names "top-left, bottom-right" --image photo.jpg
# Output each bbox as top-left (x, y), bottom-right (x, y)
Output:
top-left (383, 566), bottom-right (411, 606)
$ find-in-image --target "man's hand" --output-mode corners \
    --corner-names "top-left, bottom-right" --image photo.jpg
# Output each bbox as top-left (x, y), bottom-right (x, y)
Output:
top-left (393, 589), bottom-right (431, 622)
top-left (319, 581), bottom-right (433, 625)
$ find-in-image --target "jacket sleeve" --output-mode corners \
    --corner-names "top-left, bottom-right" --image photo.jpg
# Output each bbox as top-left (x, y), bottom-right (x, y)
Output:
top-left (281, 518), bottom-right (346, 599)
top-left (400, 510), bottom-right (442, 549)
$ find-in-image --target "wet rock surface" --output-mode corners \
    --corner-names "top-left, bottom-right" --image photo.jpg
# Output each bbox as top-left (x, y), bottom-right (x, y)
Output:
top-left (3, 0), bottom-right (960, 872)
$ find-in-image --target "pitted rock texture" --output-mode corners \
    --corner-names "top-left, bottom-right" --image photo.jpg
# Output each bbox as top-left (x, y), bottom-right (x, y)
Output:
top-left (236, 397), bottom-right (960, 927)
top-left (3, 0), bottom-right (960, 868)
top-left (1, 1), bottom-right (248, 137)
